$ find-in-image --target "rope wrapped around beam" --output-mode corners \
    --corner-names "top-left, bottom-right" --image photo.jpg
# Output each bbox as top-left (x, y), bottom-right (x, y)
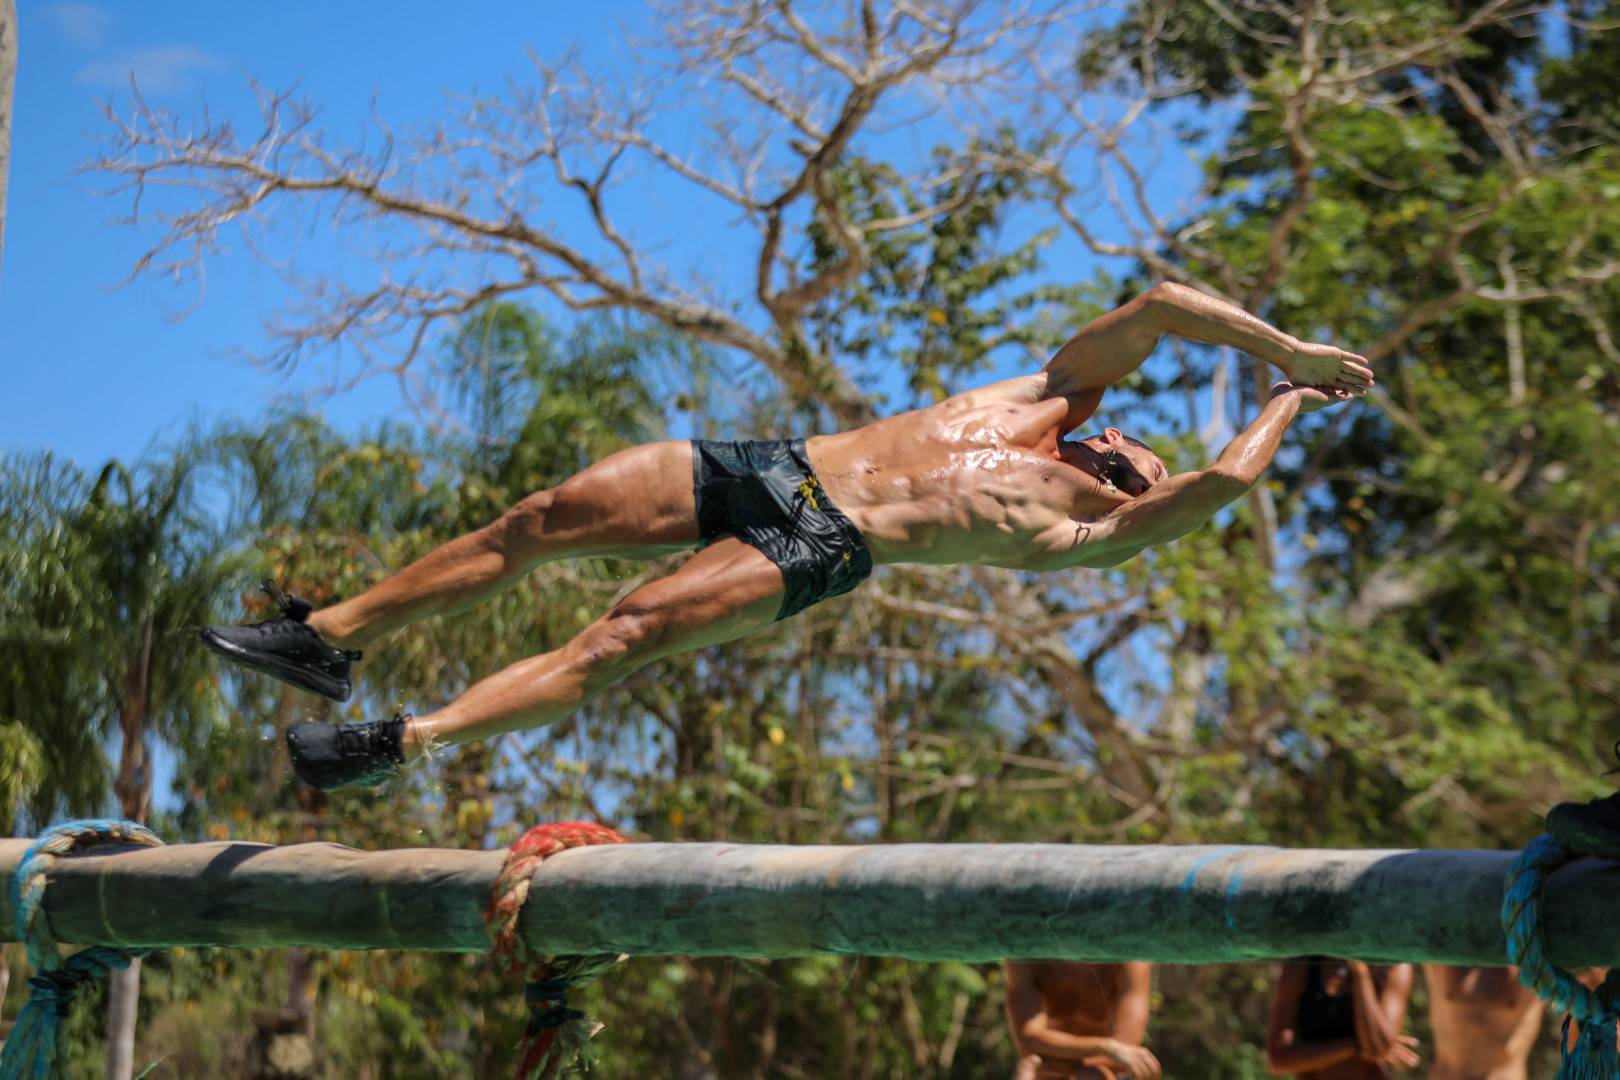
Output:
top-left (1504, 833), bottom-right (1620, 1080)
top-left (485, 822), bottom-right (631, 1080)
top-left (1, 819), bottom-right (164, 1080)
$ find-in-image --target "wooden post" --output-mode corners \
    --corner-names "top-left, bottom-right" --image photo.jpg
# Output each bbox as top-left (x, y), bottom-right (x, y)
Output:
top-left (0, 0), bottom-right (14, 279)
top-left (0, 839), bottom-right (1614, 967)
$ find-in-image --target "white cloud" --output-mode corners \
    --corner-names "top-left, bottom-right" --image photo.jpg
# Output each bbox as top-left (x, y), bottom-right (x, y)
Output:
top-left (77, 45), bottom-right (226, 94)
top-left (41, 2), bottom-right (113, 49)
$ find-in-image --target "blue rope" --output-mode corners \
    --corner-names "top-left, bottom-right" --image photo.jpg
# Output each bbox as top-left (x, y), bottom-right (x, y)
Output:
top-left (1, 819), bottom-right (163, 1080)
top-left (1503, 833), bottom-right (1620, 1080)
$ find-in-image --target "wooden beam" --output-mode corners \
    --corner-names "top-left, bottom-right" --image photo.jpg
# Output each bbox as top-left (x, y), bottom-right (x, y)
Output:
top-left (0, 838), bottom-right (1613, 966)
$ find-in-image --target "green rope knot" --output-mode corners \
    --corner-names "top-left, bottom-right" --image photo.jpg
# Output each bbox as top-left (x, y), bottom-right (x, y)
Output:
top-left (25, 950), bottom-right (126, 1018)
top-left (1562, 1011), bottom-right (1620, 1080)
top-left (1, 819), bottom-right (164, 1080)
top-left (1503, 832), bottom-right (1620, 1080)
top-left (524, 978), bottom-right (588, 1035)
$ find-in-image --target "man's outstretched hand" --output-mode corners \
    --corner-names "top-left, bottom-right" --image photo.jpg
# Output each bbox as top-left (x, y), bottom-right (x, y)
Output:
top-left (1271, 381), bottom-right (1363, 413)
top-left (1275, 340), bottom-right (1374, 393)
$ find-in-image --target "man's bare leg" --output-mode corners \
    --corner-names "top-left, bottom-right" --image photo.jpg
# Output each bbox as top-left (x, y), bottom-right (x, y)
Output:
top-left (402, 537), bottom-right (786, 755)
top-left (307, 440), bottom-right (700, 649)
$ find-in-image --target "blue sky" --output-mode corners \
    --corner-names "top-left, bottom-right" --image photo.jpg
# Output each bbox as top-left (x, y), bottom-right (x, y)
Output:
top-left (1, 1), bottom-right (678, 817)
top-left (3, 1), bottom-right (1219, 471)
top-left (4, 2), bottom-right (1228, 816)
top-left (3, 0), bottom-right (659, 468)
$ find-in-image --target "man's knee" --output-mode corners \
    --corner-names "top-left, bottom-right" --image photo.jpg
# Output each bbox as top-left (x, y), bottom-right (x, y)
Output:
top-left (569, 604), bottom-right (671, 678)
top-left (489, 488), bottom-right (559, 558)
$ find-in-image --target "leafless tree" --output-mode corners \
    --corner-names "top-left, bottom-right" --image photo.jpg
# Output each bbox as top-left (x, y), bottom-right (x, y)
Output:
top-left (86, 0), bottom-right (1266, 827)
top-left (95, 0), bottom-right (1090, 424)
top-left (99, 0), bottom-right (1614, 833)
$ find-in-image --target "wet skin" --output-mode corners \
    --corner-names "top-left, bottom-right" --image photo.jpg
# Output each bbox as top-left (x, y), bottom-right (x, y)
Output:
top-left (295, 283), bottom-right (1371, 754)
top-left (1003, 961), bottom-right (1159, 1080)
top-left (1423, 966), bottom-right (1544, 1080)
top-left (808, 376), bottom-right (1161, 572)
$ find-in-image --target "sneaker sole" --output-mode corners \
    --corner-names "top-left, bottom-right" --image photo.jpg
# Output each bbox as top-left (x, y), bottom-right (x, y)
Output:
top-left (199, 628), bottom-right (352, 703)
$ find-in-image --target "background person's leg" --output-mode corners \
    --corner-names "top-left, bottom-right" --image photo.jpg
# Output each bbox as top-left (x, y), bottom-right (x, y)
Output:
top-left (403, 538), bottom-right (786, 752)
top-left (309, 440), bottom-right (700, 649)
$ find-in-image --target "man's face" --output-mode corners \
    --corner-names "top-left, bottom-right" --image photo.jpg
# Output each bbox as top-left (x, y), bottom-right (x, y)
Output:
top-left (1071, 428), bottom-right (1168, 497)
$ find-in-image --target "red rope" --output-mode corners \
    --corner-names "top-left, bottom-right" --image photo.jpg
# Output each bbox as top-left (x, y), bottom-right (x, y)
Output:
top-left (485, 822), bottom-right (631, 1079)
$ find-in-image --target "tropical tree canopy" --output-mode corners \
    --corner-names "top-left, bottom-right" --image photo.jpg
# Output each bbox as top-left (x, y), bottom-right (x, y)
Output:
top-left (3, 2), bottom-right (1618, 1076)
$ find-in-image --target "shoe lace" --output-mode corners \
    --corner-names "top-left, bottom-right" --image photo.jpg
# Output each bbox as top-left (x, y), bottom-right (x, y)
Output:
top-left (258, 580), bottom-right (362, 660)
top-left (261, 579), bottom-right (314, 622)
top-left (337, 714), bottom-right (408, 763)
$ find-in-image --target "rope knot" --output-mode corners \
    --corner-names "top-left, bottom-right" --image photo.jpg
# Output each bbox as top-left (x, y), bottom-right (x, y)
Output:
top-left (27, 968), bottom-right (97, 1017)
top-left (1504, 831), bottom-right (1620, 1079)
top-left (484, 821), bottom-right (631, 1079)
top-left (1, 819), bottom-right (165, 1079)
top-left (523, 976), bottom-right (585, 1029)
top-left (1562, 1010), bottom-right (1620, 1080)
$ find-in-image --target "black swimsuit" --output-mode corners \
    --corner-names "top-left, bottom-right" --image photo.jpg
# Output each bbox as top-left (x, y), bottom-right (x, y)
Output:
top-left (1297, 957), bottom-right (1357, 1044)
top-left (1294, 958), bottom-right (1390, 1077)
top-left (692, 439), bottom-right (874, 621)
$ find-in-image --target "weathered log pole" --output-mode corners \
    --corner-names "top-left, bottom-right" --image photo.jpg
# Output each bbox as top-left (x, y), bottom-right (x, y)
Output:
top-left (0, 0), bottom-right (14, 279)
top-left (0, 839), bottom-right (1613, 966)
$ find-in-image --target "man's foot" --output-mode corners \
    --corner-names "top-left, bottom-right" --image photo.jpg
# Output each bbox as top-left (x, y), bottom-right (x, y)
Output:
top-left (200, 581), bottom-right (361, 702)
top-left (286, 715), bottom-right (408, 790)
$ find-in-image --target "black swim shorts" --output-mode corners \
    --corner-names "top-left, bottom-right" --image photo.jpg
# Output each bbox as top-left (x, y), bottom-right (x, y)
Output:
top-left (692, 439), bottom-right (874, 621)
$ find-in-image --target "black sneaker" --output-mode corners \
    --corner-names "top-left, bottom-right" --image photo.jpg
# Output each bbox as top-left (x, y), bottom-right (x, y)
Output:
top-left (200, 581), bottom-right (361, 702)
top-left (286, 715), bottom-right (408, 791)
top-left (1546, 740), bottom-right (1620, 860)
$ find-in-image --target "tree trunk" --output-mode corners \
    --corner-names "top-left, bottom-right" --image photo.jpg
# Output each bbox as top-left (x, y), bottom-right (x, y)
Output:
top-left (103, 962), bottom-right (142, 1080)
top-left (106, 619), bottom-right (154, 1080)
top-left (284, 950), bottom-right (316, 1038)
top-left (1247, 356), bottom-right (1279, 569)
top-left (0, 0), bottom-right (14, 280)
top-left (0, 942), bottom-right (10, 1019)
top-left (276, 762), bottom-right (326, 1076)
top-left (248, 683), bottom-right (322, 1078)
top-left (111, 623), bottom-right (154, 822)
top-left (249, 948), bottom-right (318, 1079)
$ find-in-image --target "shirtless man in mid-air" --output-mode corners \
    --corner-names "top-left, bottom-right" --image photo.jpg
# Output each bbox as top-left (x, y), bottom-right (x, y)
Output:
top-left (1423, 965), bottom-right (1545, 1080)
top-left (1003, 961), bottom-right (1159, 1080)
top-left (201, 283), bottom-right (1372, 789)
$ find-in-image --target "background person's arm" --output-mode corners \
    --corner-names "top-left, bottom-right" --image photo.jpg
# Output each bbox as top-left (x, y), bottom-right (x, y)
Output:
top-left (1070, 384), bottom-right (1353, 567)
top-left (1003, 963), bottom-right (1159, 1077)
top-left (1112, 963), bottom-right (1153, 1048)
top-left (1004, 962), bottom-right (1115, 1061)
top-left (1349, 962), bottom-right (1420, 1067)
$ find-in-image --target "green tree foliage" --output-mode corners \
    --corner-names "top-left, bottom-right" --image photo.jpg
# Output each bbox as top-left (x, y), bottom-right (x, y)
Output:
top-left (12, 3), bottom-right (1619, 1076)
top-left (0, 453), bottom-right (111, 826)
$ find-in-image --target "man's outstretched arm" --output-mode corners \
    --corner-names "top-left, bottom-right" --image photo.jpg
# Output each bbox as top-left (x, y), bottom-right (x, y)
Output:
top-left (1069, 383), bottom-right (1354, 567)
top-left (1043, 283), bottom-right (1373, 404)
